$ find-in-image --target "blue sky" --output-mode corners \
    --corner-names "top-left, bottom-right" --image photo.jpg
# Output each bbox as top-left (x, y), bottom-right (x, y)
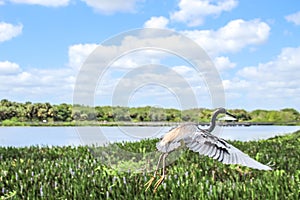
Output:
top-left (0, 0), bottom-right (300, 110)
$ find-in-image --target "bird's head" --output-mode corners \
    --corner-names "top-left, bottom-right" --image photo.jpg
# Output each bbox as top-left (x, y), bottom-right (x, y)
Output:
top-left (216, 107), bottom-right (236, 119)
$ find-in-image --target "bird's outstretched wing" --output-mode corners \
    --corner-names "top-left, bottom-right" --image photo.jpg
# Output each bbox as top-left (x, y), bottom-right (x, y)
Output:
top-left (184, 131), bottom-right (272, 170)
top-left (156, 123), bottom-right (199, 153)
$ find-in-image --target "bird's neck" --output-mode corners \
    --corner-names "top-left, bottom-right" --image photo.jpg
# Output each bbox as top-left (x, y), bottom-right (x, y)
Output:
top-left (206, 110), bottom-right (219, 132)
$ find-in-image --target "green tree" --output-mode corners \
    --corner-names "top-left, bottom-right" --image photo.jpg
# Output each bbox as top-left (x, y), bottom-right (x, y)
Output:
top-left (53, 103), bottom-right (72, 122)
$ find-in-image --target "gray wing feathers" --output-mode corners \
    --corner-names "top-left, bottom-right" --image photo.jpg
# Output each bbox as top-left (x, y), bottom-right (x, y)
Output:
top-left (185, 132), bottom-right (271, 170)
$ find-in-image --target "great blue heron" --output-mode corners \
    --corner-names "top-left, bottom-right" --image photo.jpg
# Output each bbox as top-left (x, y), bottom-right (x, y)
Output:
top-left (145, 108), bottom-right (271, 192)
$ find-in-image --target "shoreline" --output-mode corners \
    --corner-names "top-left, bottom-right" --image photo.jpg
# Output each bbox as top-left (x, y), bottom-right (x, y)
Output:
top-left (1, 121), bottom-right (299, 127)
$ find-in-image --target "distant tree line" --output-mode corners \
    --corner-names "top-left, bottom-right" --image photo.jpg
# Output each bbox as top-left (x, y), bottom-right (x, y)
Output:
top-left (0, 99), bottom-right (299, 124)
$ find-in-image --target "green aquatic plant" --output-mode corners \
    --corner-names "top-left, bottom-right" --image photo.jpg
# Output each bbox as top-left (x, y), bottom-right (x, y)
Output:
top-left (0, 130), bottom-right (299, 199)
top-left (0, 190), bottom-right (16, 200)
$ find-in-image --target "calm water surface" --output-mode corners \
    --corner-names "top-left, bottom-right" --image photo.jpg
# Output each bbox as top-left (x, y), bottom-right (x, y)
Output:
top-left (0, 126), bottom-right (299, 147)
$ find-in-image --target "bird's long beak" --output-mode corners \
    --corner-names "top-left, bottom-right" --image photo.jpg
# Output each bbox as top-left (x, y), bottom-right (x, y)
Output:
top-left (225, 111), bottom-right (236, 119)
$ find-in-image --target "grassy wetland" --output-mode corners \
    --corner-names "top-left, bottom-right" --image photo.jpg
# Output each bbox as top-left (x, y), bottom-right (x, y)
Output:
top-left (1, 130), bottom-right (300, 199)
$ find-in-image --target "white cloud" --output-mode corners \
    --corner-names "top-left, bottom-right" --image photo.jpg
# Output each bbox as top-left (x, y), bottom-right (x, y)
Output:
top-left (171, 0), bottom-right (238, 26)
top-left (111, 50), bottom-right (165, 69)
top-left (285, 11), bottom-right (300, 25)
top-left (101, 64), bottom-right (205, 109)
top-left (0, 61), bottom-right (21, 74)
top-left (0, 1), bottom-right (5, 5)
top-left (69, 30), bottom-right (218, 107)
top-left (144, 16), bottom-right (169, 29)
top-left (225, 46), bottom-right (300, 109)
top-left (172, 65), bottom-right (193, 74)
top-left (223, 79), bottom-right (251, 94)
top-left (68, 43), bottom-right (160, 71)
top-left (68, 42), bottom-right (166, 71)
top-left (238, 47), bottom-right (300, 80)
top-left (214, 56), bottom-right (236, 71)
top-left (181, 19), bottom-right (270, 56)
top-left (0, 43), bottom-right (104, 103)
top-left (172, 65), bottom-right (209, 98)
top-left (0, 66), bottom-right (75, 103)
top-left (0, 22), bottom-right (23, 42)
top-left (68, 33), bottom-right (204, 72)
top-left (81, 0), bottom-right (143, 14)
top-left (9, 0), bottom-right (70, 7)
top-left (68, 43), bottom-right (98, 69)
top-left (0, 24), bottom-right (277, 109)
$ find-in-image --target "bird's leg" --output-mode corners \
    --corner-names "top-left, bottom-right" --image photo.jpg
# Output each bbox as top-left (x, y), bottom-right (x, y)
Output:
top-left (144, 153), bottom-right (164, 191)
top-left (153, 153), bottom-right (168, 192)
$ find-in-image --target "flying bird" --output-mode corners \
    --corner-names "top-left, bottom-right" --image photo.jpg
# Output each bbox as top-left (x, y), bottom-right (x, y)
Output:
top-left (145, 108), bottom-right (272, 192)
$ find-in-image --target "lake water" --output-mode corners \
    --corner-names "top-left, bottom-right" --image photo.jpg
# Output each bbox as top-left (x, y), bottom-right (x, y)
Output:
top-left (0, 125), bottom-right (299, 147)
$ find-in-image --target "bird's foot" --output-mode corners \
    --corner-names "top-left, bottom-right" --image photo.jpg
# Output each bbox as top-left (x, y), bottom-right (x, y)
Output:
top-left (153, 175), bottom-right (165, 192)
top-left (144, 176), bottom-right (156, 191)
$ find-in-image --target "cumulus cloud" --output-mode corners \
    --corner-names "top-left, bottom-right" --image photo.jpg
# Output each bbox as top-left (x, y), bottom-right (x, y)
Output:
top-left (68, 43), bottom-right (98, 70)
top-left (214, 56), bottom-right (236, 71)
top-left (238, 47), bottom-right (300, 80)
top-left (68, 33), bottom-right (202, 71)
top-left (285, 11), bottom-right (300, 25)
top-left (0, 65), bottom-right (75, 103)
top-left (0, 23), bottom-right (275, 108)
top-left (70, 28), bottom-right (221, 107)
top-left (144, 16), bottom-right (169, 29)
top-left (0, 46), bottom-right (80, 103)
top-left (0, 61), bottom-right (21, 74)
top-left (0, 22), bottom-right (23, 42)
top-left (68, 43), bottom-right (159, 71)
top-left (181, 19), bottom-right (270, 56)
top-left (9, 0), bottom-right (70, 7)
top-left (81, 0), bottom-right (143, 14)
top-left (171, 0), bottom-right (238, 26)
top-left (225, 46), bottom-right (300, 109)
top-left (104, 64), bottom-right (204, 109)
top-left (70, 21), bottom-right (269, 73)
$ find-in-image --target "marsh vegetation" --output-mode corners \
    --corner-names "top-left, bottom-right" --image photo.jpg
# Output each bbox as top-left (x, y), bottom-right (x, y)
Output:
top-left (1, 130), bottom-right (300, 199)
